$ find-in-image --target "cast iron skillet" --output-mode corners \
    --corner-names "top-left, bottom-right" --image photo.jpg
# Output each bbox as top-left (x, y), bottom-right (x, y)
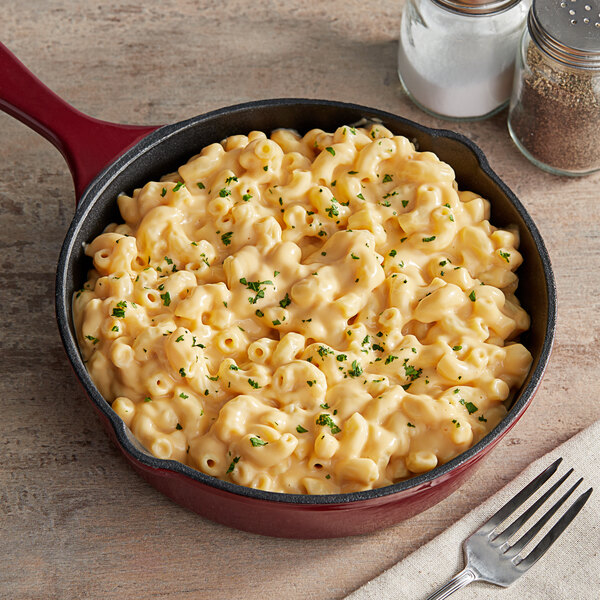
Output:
top-left (0, 43), bottom-right (556, 538)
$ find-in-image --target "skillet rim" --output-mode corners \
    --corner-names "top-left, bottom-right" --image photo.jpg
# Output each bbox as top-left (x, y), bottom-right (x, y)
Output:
top-left (55, 98), bottom-right (557, 506)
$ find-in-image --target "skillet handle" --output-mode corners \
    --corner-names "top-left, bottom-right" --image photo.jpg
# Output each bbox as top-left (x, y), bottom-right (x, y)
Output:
top-left (0, 42), bottom-right (160, 201)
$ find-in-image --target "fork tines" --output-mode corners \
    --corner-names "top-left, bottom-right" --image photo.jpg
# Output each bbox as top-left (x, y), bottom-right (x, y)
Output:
top-left (482, 457), bottom-right (593, 568)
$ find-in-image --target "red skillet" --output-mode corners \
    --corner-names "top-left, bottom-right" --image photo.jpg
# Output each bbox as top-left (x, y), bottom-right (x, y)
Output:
top-left (0, 42), bottom-right (556, 538)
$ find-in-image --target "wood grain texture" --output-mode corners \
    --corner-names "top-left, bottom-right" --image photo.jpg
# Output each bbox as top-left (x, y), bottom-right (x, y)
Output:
top-left (1, 1), bottom-right (598, 598)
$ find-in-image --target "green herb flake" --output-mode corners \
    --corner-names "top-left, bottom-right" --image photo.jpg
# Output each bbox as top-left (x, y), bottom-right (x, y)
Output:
top-left (248, 379), bottom-right (260, 389)
top-left (499, 251), bottom-right (511, 263)
top-left (85, 335), bottom-right (99, 345)
top-left (179, 367), bottom-right (186, 377)
top-left (160, 291), bottom-right (171, 306)
top-left (382, 174), bottom-right (393, 183)
top-left (336, 354), bottom-right (347, 362)
top-left (296, 425), bottom-right (308, 433)
top-left (179, 393), bottom-right (189, 399)
top-left (317, 346), bottom-right (334, 359)
top-left (263, 165), bottom-right (268, 171)
top-left (463, 401), bottom-right (478, 414)
top-left (357, 193), bottom-right (365, 200)
top-left (348, 360), bottom-right (363, 378)
top-left (469, 290), bottom-right (476, 302)
top-left (422, 236), bottom-right (436, 242)
top-left (197, 182), bottom-right (205, 189)
top-left (407, 422), bottom-right (416, 428)
top-left (351, 252), bottom-right (359, 260)
top-left (144, 397), bottom-right (152, 402)
top-left (111, 325), bottom-right (119, 332)
top-left (316, 413), bottom-right (341, 435)
top-left (255, 309), bottom-right (264, 317)
top-left (176, 423), bottom-right (183, 430)
top-left (452, 345), bottom-right (462, 351)
top-left (172, 182), bottom-right (185, 192)
top-left (229, 365), bottom-right (239, 371)
top-left (226, 456), bottom-right (240, 474)
top-left (279, 293), bottom-right (291, 309)
top-left (221, 231), bottom-right (233, 246)
top-left (385, 355), bottom-right (398, 365)
top-left (161, 187), bottom-right (167, 197)
top-left (250, 437), bottom-right (268, 447)
top-left (389, 249), bottom-right (397, 257)
top-left (325, 146), bottom-right (336, 156)
top-left (478, 415), bottom-right (488, 422)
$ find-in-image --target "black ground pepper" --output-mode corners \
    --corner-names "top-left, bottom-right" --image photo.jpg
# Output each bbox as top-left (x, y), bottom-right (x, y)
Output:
top-left (509, 42), bottom-right (600, 174)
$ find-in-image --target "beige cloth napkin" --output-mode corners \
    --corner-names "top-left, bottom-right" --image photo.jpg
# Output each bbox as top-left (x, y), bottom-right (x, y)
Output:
top-left (346, 421), bottom-right (600, 600)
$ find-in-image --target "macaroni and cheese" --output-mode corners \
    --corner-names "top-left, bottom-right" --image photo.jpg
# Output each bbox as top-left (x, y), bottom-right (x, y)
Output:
top-left (73, 124), bottom-right (532, 494)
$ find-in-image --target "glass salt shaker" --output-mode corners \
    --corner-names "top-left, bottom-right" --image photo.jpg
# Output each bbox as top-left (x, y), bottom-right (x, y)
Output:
top-left (398, 0), bottom-right (530, 120)
top-left (507, 0), bottom-right (600, 175)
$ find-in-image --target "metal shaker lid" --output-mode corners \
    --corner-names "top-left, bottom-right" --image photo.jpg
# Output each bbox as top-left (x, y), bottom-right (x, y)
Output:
top-left (530, 0), bottom-right (600, 68)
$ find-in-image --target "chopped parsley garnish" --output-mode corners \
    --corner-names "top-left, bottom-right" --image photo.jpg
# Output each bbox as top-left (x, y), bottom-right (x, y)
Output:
top-left (407, 422), bottom-right (416, 428)
top-left (221, 231), bottom-right (233, 246)
top-left (402, 200), bottom-right (409, 208)
top-left (422, 236), bottom-right (436, 242)
top-left (160, 291), bottom-right (171, 306)
top-left (179, 367), bottom-right (186, 377)
top-left (248, 379), bottom-right (260, 389)
top-left (317, 346), bottom-right (334, 359)
top-left (362, 335), bottom-right (369, 345)
top-left (111, 325), bottom-right (119, 332)
top-left (326, 201), bottom-right (339, 218)
top-left (403, 358), bottom-right (422, 381)
top-left (320, 403), bottom-right (329, 409)
top-left (463, 401), bottom-right (478, 414)
top-left (478, 415), bottom-right (488, 422)
top-left (219, 188), bottom-right (231, 198)
top-left (348, 360), bottom-right (363, 378)
top-left (172, 182), bottom-right (185, 192)
top-left (85, 335), bottom-right (99, 344)
top-left (197, 182), bottom-right (205, 189)
top-left (144, 397), bottom-right (152, 402)
top-left (255, 309), bottom-right (264, 317)
top-left (160, 187), bottom-right (167, 197)
top-left (372, 343), bottom-right (384, 352)
top-left (250, 437), bottom-right (268, 447)
top-left (240, 277), bottom-right (274, 304)
top-left (272, 319), bottom-right (281, 326)
top-left (325, 146), bottom-right (335, 156)
top-left (382, 173), bottom-right (393, 183)
top-left (316, 414), bottom-right (341, 435)
top-left (499, 251), bottom-right (511, 262)
top-left (175, 335), bottom-right (184, 342)
top-left (348, 170), bottom-right (358, 175)
top-left (385, 355), bottom-right (398, 365)
top-left (229, 365), bottom-right (239, 371)
top-left (226, 456), bottom-right (240, 473)
top-left (263, 165), bottom-right (268, 171)
top-left (179, 393), bottom-right (189, 399)
top-left (112, 301), bottom-right (127, 318)
top-left (351, 253), bottom-right (359, 260)
top-left (389, 249), bottom-right (397, 257)
top-left (356, 193), bottom-right (365, 200)
top-left (279, 293), bottom-right (291, 309)
top-left (225, 176), bottom-right (238, 185)
top-left (452, 419), bottom-right (460, 428)
top-left (296, 425), bottom-right (308, 433)
top-left (176, 423), bottom-right (183, 430)
top-left (207, 375), bottom-right (219, 381)
top-left (336, 354), bottom-right (347, 362)
top-left (452, 345), bottom-right (462, 351)
top-left (242, 193), bottom-right (252, 201)
top-left (469, 290), bottom-right (476, 302)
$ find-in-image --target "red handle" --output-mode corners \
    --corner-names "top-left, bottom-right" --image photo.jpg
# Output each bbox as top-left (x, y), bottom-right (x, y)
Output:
top-left (0, 42), bottom-right (160, 201)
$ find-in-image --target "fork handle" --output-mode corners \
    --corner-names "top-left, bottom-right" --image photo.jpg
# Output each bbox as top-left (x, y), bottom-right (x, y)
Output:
top-left (424, 567), bottom-right (478, 600)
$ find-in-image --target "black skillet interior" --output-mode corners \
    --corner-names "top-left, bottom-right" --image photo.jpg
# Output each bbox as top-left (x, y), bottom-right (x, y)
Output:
top-left (56, 99), bottom-right (556, 504)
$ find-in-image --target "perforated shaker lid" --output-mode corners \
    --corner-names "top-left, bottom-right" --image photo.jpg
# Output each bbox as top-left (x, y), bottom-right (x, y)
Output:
top-left (530, 0), bottom-right (600, 68)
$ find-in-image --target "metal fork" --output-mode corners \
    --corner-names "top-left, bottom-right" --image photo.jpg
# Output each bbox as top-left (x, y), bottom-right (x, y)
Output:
top-left (426, 458), bottom-right (593, 599)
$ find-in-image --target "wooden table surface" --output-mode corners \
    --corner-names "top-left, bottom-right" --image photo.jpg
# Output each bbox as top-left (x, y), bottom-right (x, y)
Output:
top-left (1, 2), bottom-right (599, 598)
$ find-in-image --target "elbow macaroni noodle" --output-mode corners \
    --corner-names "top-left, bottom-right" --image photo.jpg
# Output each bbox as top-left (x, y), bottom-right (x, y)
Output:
top-left (74, 124), bottom-right (532, 494)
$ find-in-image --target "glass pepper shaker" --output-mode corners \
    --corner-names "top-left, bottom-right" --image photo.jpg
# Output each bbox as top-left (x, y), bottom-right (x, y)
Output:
top-left (508, 0), bottom-right (600, 175)
top-left (398, 0), bottom-right (529, 120)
